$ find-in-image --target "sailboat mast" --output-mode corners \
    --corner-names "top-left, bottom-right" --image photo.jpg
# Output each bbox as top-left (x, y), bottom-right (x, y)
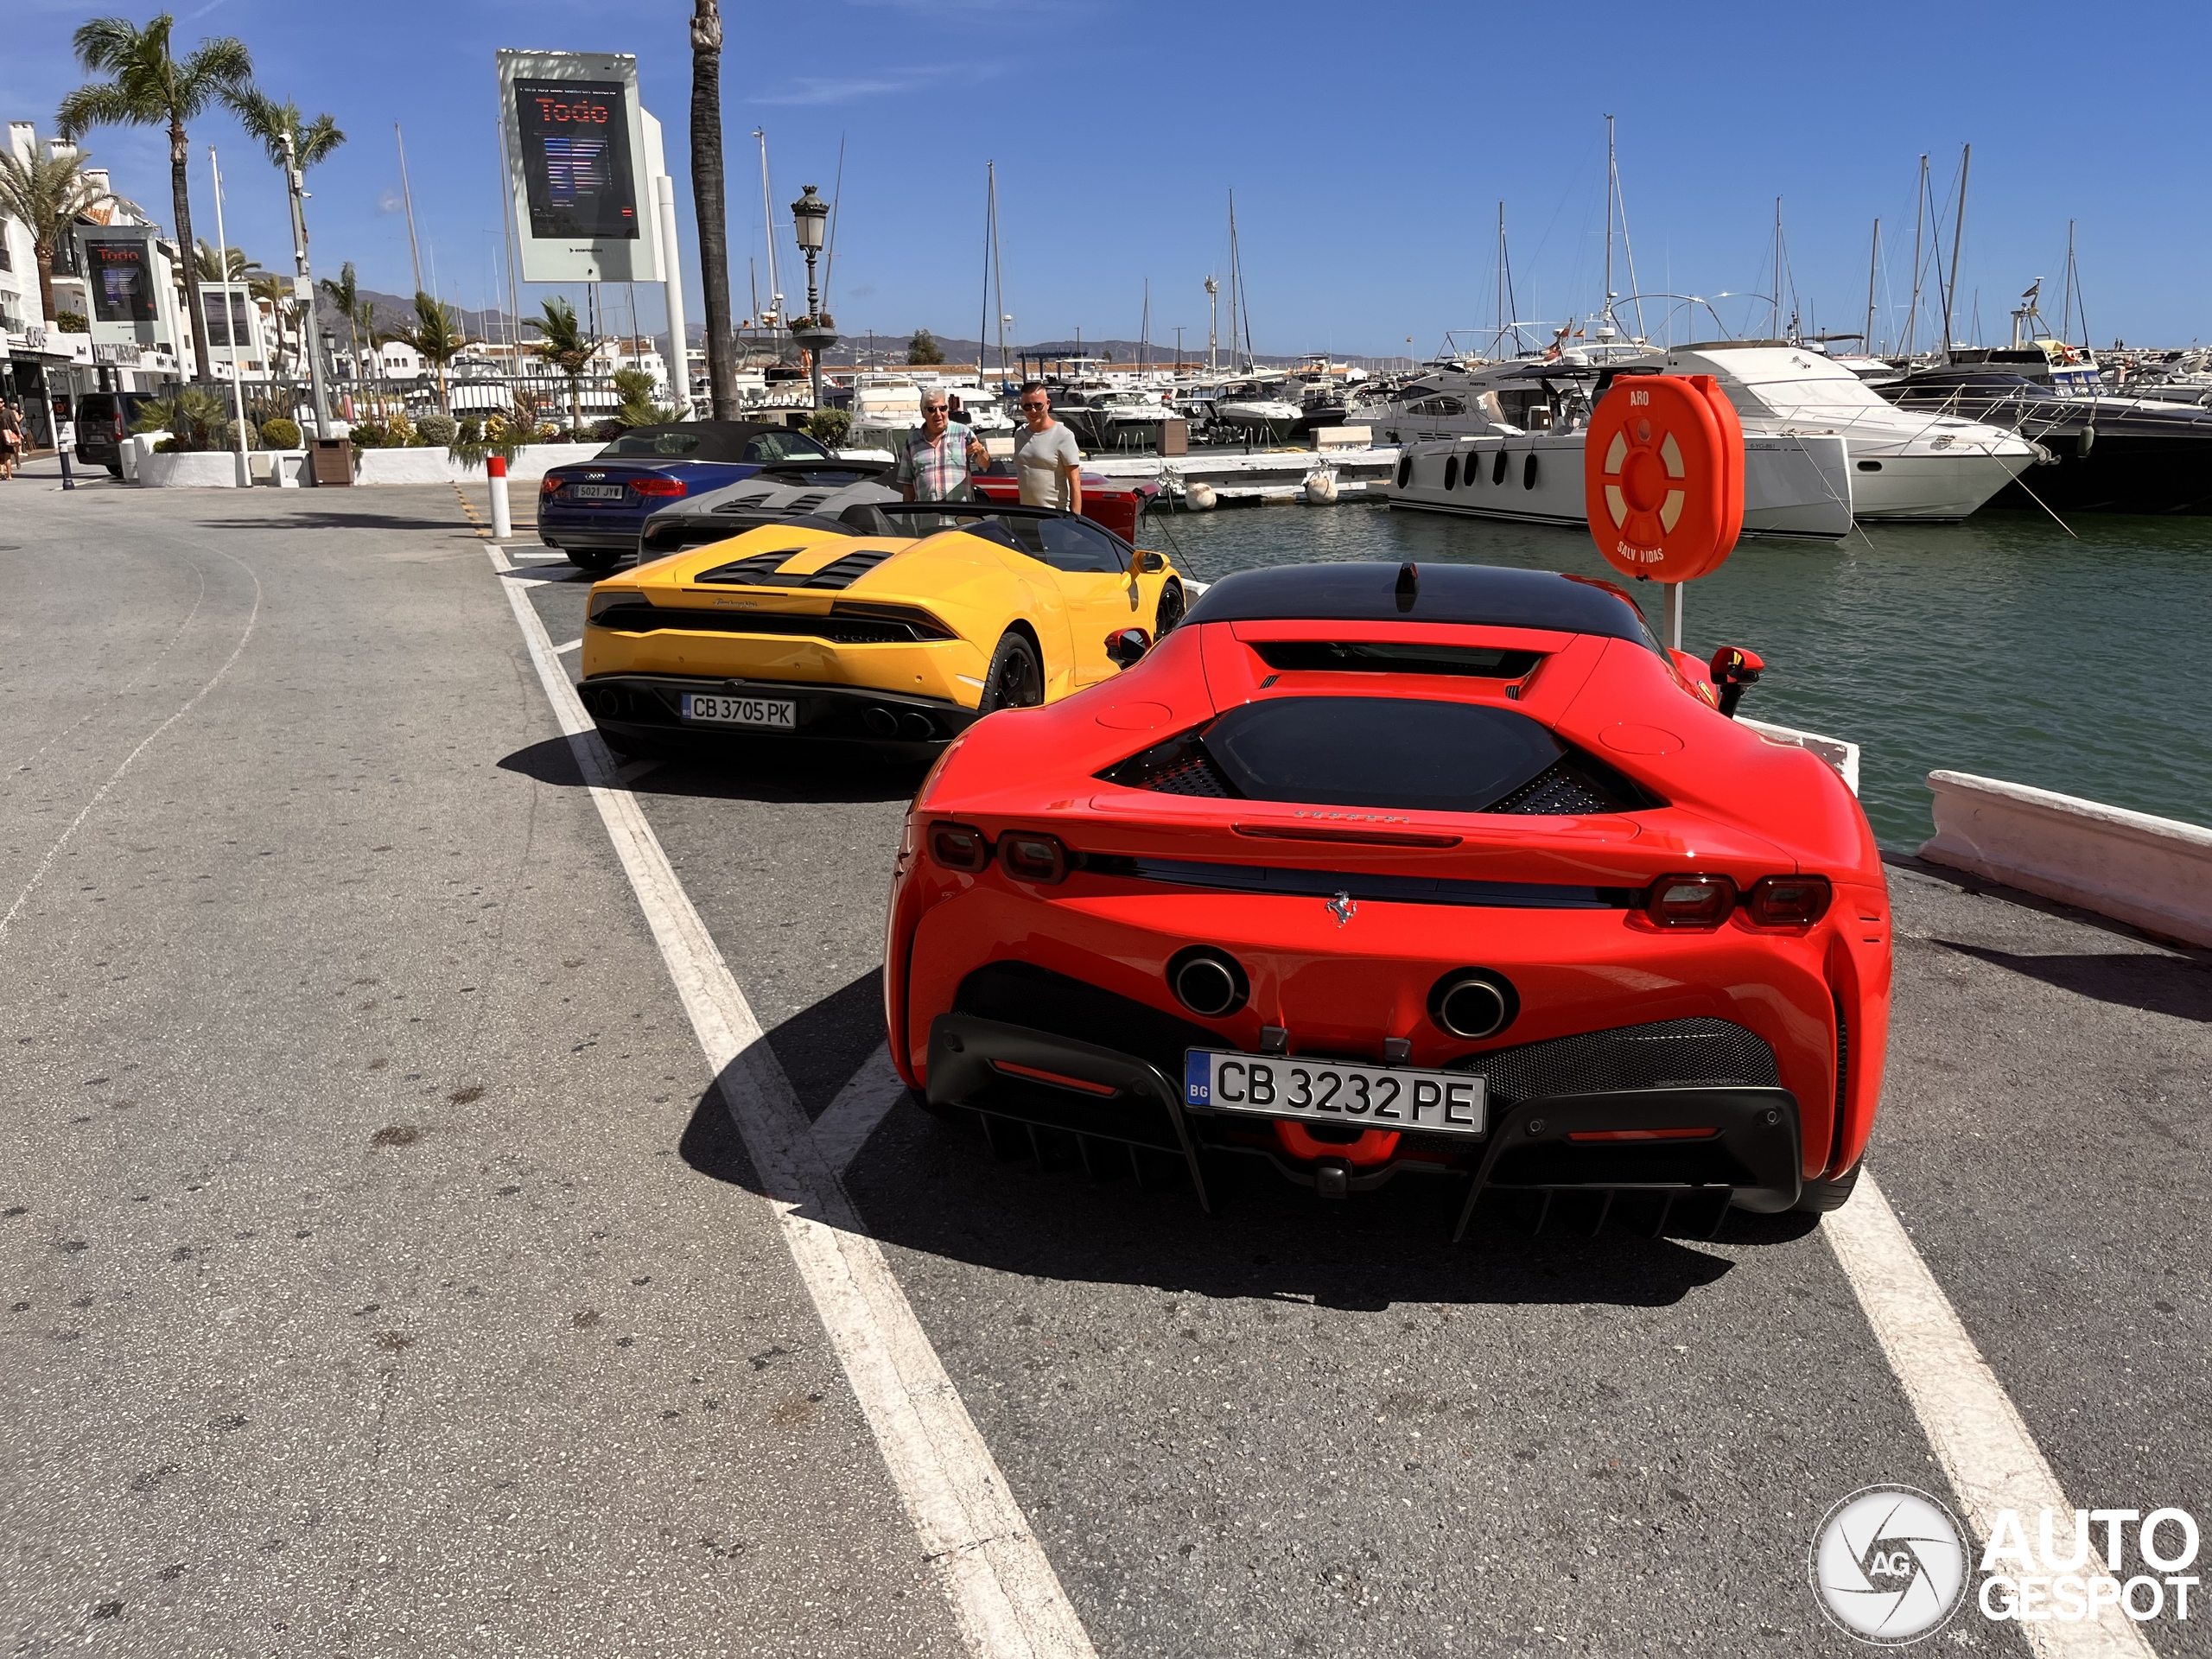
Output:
top-left (2060, 219), bottom-right (2075, 348)
top-left (978, 162), bottom-right (993, 390)
top-left (1864, 219), bottom-right (1881, 353)
top-left (1140, 277), bottom-right (1149, 380)
top-left (1603, 114), bottom-right (1614, 313)
top-left (1496, 202), bottom-right (1505, 353)
top-left (753, 129), bottom-right (779, 323)
top-left (1227, 191), bottom-right (1243, 372)
top-left (1942, 143), bottom-right (1970, 356)
top-left (1772, 198), bottom-right (1783, 340)
top-left (988, 162), bottom-right (1007, 385)
top-left (1904, 155), bottom-right (1928, 358)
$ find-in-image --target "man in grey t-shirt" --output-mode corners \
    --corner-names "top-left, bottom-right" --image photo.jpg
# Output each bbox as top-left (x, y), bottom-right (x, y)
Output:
top-left (1013, 382), bottom-right (1083, 513)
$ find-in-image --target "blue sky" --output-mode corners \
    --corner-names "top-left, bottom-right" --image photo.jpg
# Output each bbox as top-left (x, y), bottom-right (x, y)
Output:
top-left (10, 0), bottom-right (2211, 357)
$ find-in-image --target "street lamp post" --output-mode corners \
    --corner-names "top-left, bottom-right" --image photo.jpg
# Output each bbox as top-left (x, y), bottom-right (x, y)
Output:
top-left (281, 131), bottom-right (333, 440)
top-left (788, 184), bottom-right (836, 414)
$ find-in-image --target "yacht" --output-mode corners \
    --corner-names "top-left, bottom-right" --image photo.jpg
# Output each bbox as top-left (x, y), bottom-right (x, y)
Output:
top-left (1212, 378), bottom-right (1302, 442)
top-left (1382, 358), bottom-right (1853, 539)
top-left (1879, 331), bottom-right (2212, 514)
top-left (844, 375), bottom-right (925, 454)
top-left (1636, 342), bottom-right (2038, 521)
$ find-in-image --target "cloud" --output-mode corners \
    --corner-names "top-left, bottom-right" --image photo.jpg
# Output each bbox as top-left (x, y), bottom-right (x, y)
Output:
top-left (848, 284), bottom-right (878, 299)
top-left (377, 188), bottom-right (404, 215)
top-left (752, 60), bottom-right (996, 106)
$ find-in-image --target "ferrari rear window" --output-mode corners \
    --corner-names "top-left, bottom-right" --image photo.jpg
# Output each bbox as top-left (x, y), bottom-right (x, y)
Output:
top-left (1097, 697), bottom-right (1658, 815)
top-left (1251, 640), bottom-right (1543, 678)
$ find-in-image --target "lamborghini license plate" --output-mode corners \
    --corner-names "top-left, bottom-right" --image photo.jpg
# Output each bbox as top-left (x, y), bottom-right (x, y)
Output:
top-left (680, 693), bottom-right (796, 729)
top-left (1184, 1050), bottom-right (1487, 1138)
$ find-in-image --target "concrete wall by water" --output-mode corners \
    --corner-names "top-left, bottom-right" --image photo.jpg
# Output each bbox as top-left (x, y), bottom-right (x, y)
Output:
top-left (1920, 771), bottom-right (2212, 949)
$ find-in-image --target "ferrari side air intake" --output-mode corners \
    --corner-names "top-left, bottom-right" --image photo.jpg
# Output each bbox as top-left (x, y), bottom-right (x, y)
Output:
top-left (1167, 947), bottom-right (1249, 1018)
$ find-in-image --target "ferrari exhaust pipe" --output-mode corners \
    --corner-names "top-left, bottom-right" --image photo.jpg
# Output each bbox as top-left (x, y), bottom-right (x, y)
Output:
top-left (1429, 969), bottom-right (1519, 1040)
top-left (1167, 947), bottom-right (1249, 1019)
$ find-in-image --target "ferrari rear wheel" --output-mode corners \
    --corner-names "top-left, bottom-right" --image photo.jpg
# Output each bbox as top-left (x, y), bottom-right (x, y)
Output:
top-left (1155, 579), bottom-right (1185, 636)
top-left (979, 632), bottom-right (1044, 712)
top-left (1795, 1160), bottom-right (1863, 1214)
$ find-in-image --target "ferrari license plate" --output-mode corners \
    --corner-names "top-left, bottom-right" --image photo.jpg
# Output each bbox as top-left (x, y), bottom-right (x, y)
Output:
top-left (572, 483), bottom-right (626, 500)
top-left (680, 693), bottom-right (796, 729)
top-left (1184, 1050), bottom-right (1487, 1138)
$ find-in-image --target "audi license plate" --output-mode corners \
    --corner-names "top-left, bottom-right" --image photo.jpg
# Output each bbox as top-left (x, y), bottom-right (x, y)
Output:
top-left (680, 693), bottom-right (796, 729)
top-left (1184, 1049), bottom-right (1487, 1138)
top-left (572, 483), bottom-right (626, 500)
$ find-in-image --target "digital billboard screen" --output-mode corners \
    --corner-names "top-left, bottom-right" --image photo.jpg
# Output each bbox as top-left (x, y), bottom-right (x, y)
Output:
top-left (88, 241), bottom-right (156, 324)
top-left (513, 79), bottom-right (640, 242)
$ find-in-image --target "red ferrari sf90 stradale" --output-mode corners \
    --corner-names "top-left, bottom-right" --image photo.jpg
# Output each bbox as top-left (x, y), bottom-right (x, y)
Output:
top-left (883, 561), bottom-right (1889, 1237)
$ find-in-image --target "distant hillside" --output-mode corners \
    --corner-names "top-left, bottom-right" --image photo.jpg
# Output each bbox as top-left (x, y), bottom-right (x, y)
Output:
top-left (311, 294), bottom-right (1403, 372)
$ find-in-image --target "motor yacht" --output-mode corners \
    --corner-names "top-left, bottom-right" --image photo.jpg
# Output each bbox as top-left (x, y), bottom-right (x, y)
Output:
top-left (843, 375), bottom-right (926, 454)
top-left (1212, 378), bottom-right (1302, 442)
top-left (1880, 334), bottom-right (2212, 514)
top-left (1380, 359), bottom-right (1853, 539)
top-left (1625, 342), bottom-right (2037, 521)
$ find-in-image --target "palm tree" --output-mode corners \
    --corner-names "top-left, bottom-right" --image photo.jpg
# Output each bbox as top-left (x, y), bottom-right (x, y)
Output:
top-left (194, 239), bottom-right (255, 281)
top-left (0, 140), bottom-right (115, 324)
top-left (404, 291), bottom-right (465, 416)
top-left (318, 260), bottom-right (361, 397)
top-left (226, 90), bottom-right (344, 171)
top-left (529, 296), bottom-right (599, 433)
top-left (690, 1), bottom-right (736, 418)
top-left (56, 14), bottom-right (253, 384)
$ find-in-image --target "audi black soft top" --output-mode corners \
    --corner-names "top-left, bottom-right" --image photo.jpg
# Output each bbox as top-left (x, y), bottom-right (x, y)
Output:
top-left (1180, 562), bottom-right (1655, 643)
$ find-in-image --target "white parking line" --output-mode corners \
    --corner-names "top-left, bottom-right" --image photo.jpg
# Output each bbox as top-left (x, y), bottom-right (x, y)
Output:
top-left (487, 545), bottom-right (1096, 1659)
top-left (553, 638), bottom-right (582, 654)
top-left (812, 1042), bottom-right (909, 1175)
top-left (1826, 1173), bottom-right (2155, 1657)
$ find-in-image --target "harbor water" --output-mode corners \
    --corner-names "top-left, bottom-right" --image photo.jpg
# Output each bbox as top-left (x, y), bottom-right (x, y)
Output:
top-left (1147, 501), bottom-right (2212, 849)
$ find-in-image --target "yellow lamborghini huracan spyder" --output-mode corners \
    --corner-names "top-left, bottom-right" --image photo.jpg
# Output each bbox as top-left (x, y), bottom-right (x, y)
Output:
top-left (576, 500), bottom-right (1187, 757)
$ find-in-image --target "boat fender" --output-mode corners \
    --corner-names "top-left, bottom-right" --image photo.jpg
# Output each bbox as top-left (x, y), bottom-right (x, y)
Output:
top-left (1443, 454), bottom-right (1459, 491)
top-left (1186, 480), bottom-right (1218, 511)
top-left (1491, 449), bottom-right (1508, 486)
top-left (1582, 373), bottom-right (1745, 583)
top-left (1304, 470), bottom-right (1339, 505)
top-left (2079, 425), bottom-right (2095, 456)
top-left (1395, 454), bottom-right (1412, 489)
top-left (1522, 451), bottom-right (1539, 490)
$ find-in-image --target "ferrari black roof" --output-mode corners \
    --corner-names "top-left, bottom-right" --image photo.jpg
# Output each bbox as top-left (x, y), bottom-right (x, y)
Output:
top-left (1181, 562), bottom-right (1654, 642)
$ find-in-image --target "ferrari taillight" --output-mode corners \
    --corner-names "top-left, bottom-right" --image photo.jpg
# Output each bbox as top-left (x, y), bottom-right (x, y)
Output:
top-left (998, 830), bottom-right (1069, 885)
top-left (1645, 874), bottom-right (1736, 927)
top-left (1745, 874), bottom-right (1833, 926)
top-left (632, 477), bottom-right (687, 497)
top-left (928, 822), bottom-right (990, 874)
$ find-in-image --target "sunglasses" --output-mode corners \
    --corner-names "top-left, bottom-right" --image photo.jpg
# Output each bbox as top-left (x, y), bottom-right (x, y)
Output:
top-left (1020, 400), bottom-right (1048, 410)
top-left (924, 404), bottom-right (950, 413)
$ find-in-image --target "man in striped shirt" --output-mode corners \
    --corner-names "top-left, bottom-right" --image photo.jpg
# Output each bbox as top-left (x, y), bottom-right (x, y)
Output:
top-left (893, 391), bottom-right (990, 501)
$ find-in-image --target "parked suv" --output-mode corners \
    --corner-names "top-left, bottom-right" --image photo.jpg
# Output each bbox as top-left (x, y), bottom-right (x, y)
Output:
top-left (73, 391), bottom-right (163, 476)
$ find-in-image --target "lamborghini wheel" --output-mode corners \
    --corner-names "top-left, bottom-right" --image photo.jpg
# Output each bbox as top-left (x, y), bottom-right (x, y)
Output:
top-left (1795, 1160), bottom-right (1863, 1213)
top-left (978, 632), bottom-right (1044, 712)
top-left (1155, 579), bottom-right (1185, 636)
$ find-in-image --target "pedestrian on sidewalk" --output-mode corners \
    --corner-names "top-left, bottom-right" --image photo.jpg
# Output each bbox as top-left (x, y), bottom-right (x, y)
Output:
top-left (1014, 382), bottom-right (1082, 515)
top-left (893, 391), bottom-right (989, 503)
top-left (0, 399), bottom-right (22, 481)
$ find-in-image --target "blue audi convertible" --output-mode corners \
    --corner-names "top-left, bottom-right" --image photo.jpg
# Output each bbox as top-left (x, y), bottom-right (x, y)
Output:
top-left (537, 421), bottom-right (838, 571)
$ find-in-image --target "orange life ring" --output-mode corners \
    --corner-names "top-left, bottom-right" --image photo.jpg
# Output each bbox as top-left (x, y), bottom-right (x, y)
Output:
top-left (1583, 373), bottom-right (1744, 583)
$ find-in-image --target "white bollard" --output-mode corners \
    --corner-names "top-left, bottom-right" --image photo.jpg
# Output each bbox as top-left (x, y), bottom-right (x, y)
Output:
top-left (488, 454), bottom-right (512, 542)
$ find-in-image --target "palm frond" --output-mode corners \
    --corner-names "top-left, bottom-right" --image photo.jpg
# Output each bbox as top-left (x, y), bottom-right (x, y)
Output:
top-left (54, 83), bottom-right (148, 139)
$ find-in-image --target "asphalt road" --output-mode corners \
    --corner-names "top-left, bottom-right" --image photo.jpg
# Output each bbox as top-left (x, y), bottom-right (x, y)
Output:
top-left (3, 470), bottom-right (2206, 1657)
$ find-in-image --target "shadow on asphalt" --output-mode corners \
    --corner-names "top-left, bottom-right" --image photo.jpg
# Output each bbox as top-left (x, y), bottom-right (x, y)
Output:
top-left (495, 737), bottom-right (926, 805)
top-left (677, 983), bottom-right (1768, 1310)
top-left (188, 512), bottom-right (474, 531)
top-left (1932, 939), bottom-right (2211, 1022)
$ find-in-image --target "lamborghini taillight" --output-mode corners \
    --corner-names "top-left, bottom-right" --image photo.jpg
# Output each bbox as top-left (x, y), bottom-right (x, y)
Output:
top-left (1644, 874), bottom-right (1736, 927)
top-left (928, 822), bottom-right (990, 873)
top-left (1745, 874), bottom-right (1833, 926)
